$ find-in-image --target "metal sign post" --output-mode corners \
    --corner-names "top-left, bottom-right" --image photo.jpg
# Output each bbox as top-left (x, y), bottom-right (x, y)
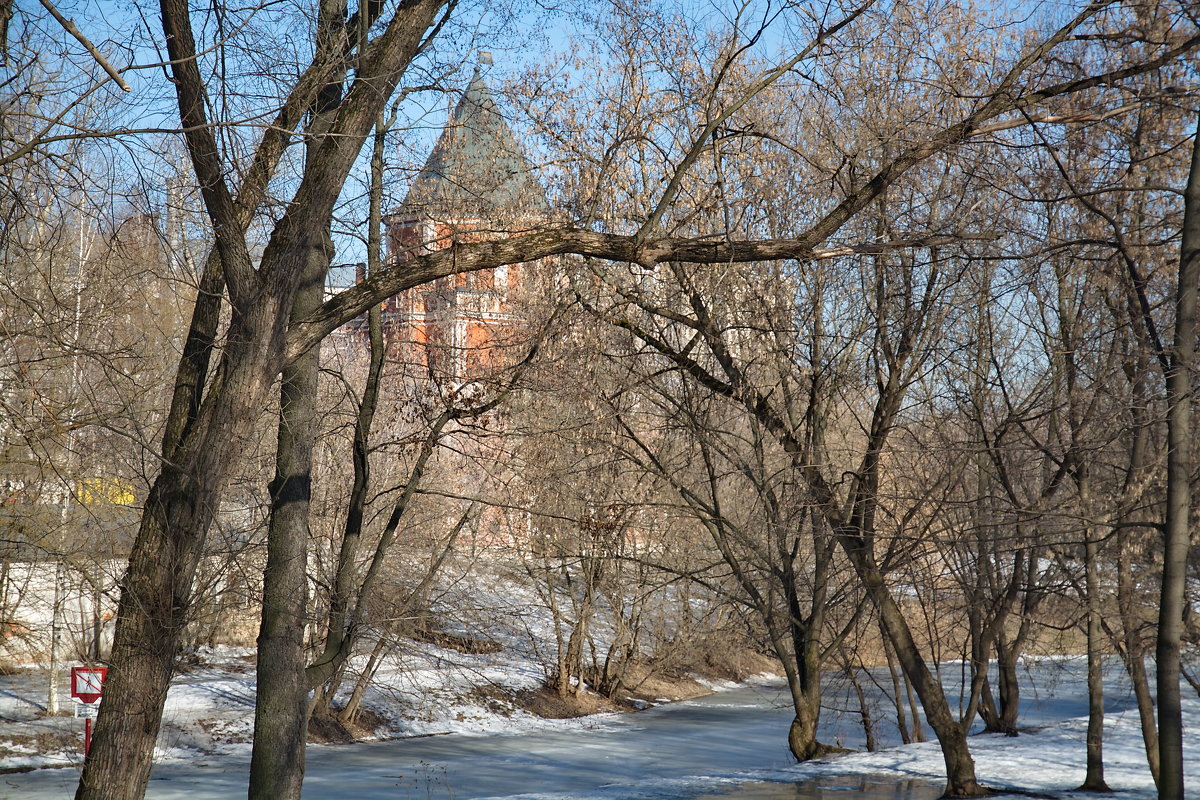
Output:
top-left (70, 666), bottom-right (107, 756)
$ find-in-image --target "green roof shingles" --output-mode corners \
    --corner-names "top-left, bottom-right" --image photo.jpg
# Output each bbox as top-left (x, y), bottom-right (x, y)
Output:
top-left (403, 69), bottom-right (548, 219)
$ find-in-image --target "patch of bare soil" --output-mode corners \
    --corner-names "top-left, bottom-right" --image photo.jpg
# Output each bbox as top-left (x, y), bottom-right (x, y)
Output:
top-left (319, 643), bottom-right (782, 741)
top-left (513, 685), bottom-right (622, 719)
top-left (612, 649), bottom-right (780, 709)
top-left (614, 664), bottom-right (710, 704)
top-left (406, 624), bottom-right (502, 655)
top-left (307, 706), bottom-right (389, 744)
top-left (0, 764), bottom-right (39, 774)
top-left (0, 729), bottom-right (75, 768)
top-left (466, 685), bottom-right (516, 716)
top-left (514, 643), bottom-right (784, 720)
top-left (690, 646), bottom-right (782, 684)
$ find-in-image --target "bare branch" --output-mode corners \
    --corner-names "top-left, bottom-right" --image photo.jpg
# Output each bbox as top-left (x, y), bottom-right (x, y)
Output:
top-left (38, 0), bottom-right (131, 92)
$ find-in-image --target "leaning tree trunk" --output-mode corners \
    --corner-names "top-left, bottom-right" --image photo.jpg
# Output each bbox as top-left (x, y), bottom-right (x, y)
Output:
top-left (841, 536), bottom-right (986, 798)
top-left (1117, 526), bottom-right (1160, 785)
top-left (76, 302), bottom-right (287, 800)
top-left (339, 636), bottom-right (390, 724)
top-left (1157, 110), bottom-right (1199, 800)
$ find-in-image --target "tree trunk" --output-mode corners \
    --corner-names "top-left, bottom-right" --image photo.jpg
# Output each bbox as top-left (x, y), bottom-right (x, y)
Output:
top-left (1078, 494), bottom-right (1111, 792)
top-left (840, 647), bottom-right (877, 752)
top-left (778, 606), bottom-right (824, 762)
top-left (842, 537), bottom-right (986, 798)
top-left (76, 297), bottom-right (285, 800)
top-left (968, 605), bottom-right (1002, 734)
top-left (880, 619), bottom-right (913, 744)
top-left (73, 0), bottom-right (448, 794)
top-left (248, 249), bottom-right (324, 800)
top-left (762, 612), bottom-right (824, 762)
top-left (339, 636), bottom-right (389, 724)
top-left (787, 696), bottom-right (823, 761)
top-left (309, 117), bottom-right (388, 717)
top-left (994, 633), bottom-right (1020, 736)
top-left (1117, 528), bottom-right (1159, 785)
top-left (1156, 110), bottom-right (1199, 800)
top-left (564, 576), bottom-right (593, 698)
top-left (1128, 648), bottom-right (1160, 784)
top-left (905, 664), bottom-right (926, 743)
top-left (781, 510), bottom-right (828, 761)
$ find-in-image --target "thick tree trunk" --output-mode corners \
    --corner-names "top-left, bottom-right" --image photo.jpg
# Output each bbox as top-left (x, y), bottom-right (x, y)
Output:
top-left (1156, 111), bottom-right (1199, 800)
top-left (994, 635), bottom-right (1020, 736)
top-left (787, 696), bottom-right (823, 760)
top-left (753, 581), bottom-right (825, 762)
top-left (76, 307), bottom-right (285, 800)
top-left (784, 615), bottom-right (825, 761)
top-left (75, 475), bottom-right (205, 800)
top-left (247, 56), bottom-right (357, 788)
top-left (248, 256), bottom-right (323, 800)
top-left (78, 0), bottom-right (446, 794)
top-left (768, 623), bottom-right (824, 762)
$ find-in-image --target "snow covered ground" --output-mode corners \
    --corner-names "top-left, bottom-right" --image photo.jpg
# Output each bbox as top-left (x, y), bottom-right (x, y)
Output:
top-left (765, 681), bottom-right (1200, 799)
top-left (0, 562), bottom-right (736, 773)
top-left (0, 654), bottom-right (1195, 800)
top-left (1, 560), bottom-right (1194, 798)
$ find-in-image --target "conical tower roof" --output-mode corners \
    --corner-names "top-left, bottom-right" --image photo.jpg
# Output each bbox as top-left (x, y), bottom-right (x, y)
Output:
top-left (403, 68), bottom-right (548, 218)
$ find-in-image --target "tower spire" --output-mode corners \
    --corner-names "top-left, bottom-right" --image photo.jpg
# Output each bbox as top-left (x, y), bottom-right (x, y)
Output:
top-left (402, 63), bottom-right (547, 219)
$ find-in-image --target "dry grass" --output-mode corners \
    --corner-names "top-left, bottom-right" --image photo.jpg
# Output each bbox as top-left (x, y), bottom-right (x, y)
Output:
top-left (0, 728), bottom-right (77, 769)
top-left (513, 685), bottom-right (621, 718)
top-left (406, 624), bottom-right (503, 655)
top-left (307, 705), bottom-right (390, 743)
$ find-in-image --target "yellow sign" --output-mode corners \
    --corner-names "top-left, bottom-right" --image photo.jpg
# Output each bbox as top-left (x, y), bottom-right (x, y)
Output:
top-left (75, 478), bottom-right (135, 505)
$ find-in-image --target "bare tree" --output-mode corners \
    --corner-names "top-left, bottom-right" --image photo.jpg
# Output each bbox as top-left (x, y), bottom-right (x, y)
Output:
top-left (0, 0), bottom-right (1177, 798)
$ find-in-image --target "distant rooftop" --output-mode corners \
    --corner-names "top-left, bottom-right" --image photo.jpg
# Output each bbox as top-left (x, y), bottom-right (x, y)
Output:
top-left (402, 63), bottom-right (548, 219)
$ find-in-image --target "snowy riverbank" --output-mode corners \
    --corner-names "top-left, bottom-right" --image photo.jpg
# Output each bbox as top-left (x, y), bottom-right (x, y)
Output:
top-left (1, 656), bottom-right (1195, 800)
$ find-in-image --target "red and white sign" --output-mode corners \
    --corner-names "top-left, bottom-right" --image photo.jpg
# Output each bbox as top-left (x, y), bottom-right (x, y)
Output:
top-left (70, 666), bottom-right (107, 705)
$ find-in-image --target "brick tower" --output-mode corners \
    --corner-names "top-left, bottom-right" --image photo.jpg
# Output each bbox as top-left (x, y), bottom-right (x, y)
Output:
top-left (385, 57), bottom-right (549, 383)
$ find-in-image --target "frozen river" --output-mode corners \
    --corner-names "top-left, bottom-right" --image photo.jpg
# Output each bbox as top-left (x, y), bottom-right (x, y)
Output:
top-left (4, 658), bottom-right (1152, 800)
top-left (3, 680), bottom-right (946, 800)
